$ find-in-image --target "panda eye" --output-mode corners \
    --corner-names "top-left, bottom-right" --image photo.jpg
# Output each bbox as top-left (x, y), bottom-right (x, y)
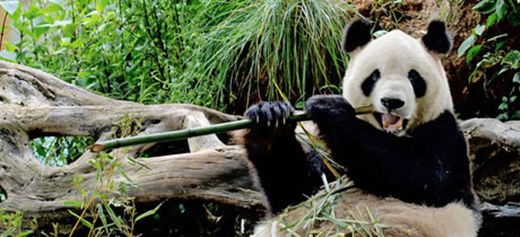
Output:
top-left (361, 69), bottom-right (380, 96)
top-left (408, 69), bottom-right (426, 98)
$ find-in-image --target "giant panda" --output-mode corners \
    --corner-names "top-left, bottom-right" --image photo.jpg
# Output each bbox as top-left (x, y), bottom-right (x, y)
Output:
top-left (240, 19), bottom-right (481, 236)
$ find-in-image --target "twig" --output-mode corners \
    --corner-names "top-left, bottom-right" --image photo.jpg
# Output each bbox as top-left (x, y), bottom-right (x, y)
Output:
top-left (90, 105), bottom-right (373, 152)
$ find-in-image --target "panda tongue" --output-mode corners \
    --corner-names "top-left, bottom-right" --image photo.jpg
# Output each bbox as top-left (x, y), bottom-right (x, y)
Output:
top-left (382, 113), bottom-right (403, 130)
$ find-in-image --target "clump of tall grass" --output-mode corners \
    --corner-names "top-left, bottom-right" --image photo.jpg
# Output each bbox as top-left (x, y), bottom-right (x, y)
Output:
top-left (188, 0), bottom-right (353, 113)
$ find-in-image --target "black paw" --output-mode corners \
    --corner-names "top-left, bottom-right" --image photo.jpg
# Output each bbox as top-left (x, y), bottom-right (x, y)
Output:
top-left (244, 101), bottom-right (294, 128)
top-left (305, 95), bottom-right (355, 123)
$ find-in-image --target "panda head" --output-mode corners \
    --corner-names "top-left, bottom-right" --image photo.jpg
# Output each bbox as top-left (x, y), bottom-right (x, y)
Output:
top-left (342, 19), bottom-right (454, 136)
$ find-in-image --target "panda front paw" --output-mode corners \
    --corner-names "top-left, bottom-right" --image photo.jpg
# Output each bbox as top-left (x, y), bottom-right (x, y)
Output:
top-left (245, 101), bottom-right (295, 132)
top-left (305, 95), bottom-right (355, 124)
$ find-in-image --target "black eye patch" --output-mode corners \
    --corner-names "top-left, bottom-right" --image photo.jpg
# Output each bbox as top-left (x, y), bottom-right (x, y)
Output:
top-left (361, 69), bottom-right (380, 96)
top-left (408, 69), bottom-right (426, 98)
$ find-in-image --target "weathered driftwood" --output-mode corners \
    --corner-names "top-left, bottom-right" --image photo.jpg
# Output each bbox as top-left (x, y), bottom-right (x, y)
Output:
top-left (0, 61), bottom-right (265, 230)
top-left (461, 119), bottom-right (520, 204)
top-left (0, 60), bottom-right (519, 233)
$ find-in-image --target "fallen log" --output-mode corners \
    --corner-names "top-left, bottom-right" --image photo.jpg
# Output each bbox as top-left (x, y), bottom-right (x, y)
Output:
top-left (0, 61), bottom-right (265, 232)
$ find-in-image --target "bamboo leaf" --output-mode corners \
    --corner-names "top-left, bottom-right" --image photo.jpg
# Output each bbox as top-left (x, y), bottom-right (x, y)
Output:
top-left (68, 210), bottom-right (93, 229)
top-left (103, 203), bottom-right (123, 230)
top-left (495, 0), bottom-right (507, 21)
top-left (135, 203), bottom-right (163, 222)
top-left (96, 204), bottom-right (109, 233)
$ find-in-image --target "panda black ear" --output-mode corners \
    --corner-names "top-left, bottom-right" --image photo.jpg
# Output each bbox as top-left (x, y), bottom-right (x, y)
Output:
top-left (342, 19), bottom-right (372, 53)
top-left (422, 20), bottom-right (452, 54)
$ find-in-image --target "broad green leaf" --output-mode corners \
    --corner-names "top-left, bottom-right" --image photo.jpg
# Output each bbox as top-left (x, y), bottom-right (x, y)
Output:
top-left (136, 203), bottom-right (163, 222)
top-left (466, 45), bottom-right (482, 65)
top-left (497, 113), bottom-right (509, 121)
top-left (486, 12), bottom-right (498, 27)
top-left (473, 0), bottom-right (495, 13)
top-left (474, 24), bottom-right (486, 36)
top-left (512, 110), bottom-right (520, 120)
top-left (457, 35), bottom-right (476, 57)
top-left (33, 25), bottom-right (50, 38)
top-left (513, 72), bottom-right (520, 84)
top-left (63, 23), bottom-right (78, 38)
top-left (503, 50), bottom-right (520, 68)
top-left (39, 3), bottom-right (63, 15)
top-left (0, 1), bottom-right (19, 15)
top-left (23, 4), bottom-right (41, 20)
top-left (498, 102), bottom-right (508, 110)
top-left (495, 0), bottom-right (507, 21)
top-left (68, 210), bottom-right (93, 229)
top-left (495, 39), bottom-right (507, 51)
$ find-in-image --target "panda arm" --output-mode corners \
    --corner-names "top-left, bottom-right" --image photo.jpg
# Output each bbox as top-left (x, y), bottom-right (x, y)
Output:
top-left (306, 95), bottom-right (475, 207)
top-left (242, 102), bottom-right (332, 214)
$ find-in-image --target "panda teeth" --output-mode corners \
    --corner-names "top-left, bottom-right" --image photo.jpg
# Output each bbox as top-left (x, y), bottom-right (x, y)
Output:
top-left (382, 113), bottom-right (404, 132)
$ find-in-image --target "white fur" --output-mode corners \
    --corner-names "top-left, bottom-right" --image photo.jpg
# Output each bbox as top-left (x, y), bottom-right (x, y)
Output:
top-left (342, 30), bottom-right (454, 133)
top-left (252, 191), bottom-right (481, 237)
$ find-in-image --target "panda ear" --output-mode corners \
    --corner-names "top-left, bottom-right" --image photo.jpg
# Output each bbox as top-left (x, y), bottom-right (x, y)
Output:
top-left (422, 20), bottom-right (452, 54)
top-left (342, 19), bottom-right (372, 53)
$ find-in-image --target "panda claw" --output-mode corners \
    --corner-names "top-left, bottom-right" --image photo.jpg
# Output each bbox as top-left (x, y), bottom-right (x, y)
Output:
top-left (245, 101), bottom-right (294, 129)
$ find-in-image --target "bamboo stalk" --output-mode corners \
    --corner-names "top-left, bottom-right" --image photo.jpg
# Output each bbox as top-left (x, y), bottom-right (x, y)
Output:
top-left (90, 105), bottom-right (373, 153)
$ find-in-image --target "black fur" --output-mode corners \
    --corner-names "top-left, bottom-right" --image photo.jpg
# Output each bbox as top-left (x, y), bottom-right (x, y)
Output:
top-left (361, 69), bottom-right (380, 96)
top-left (243, 101), bottom-right (333, 214)
top-left (305, 95), bottom-right (477, 210)
top-left (408, 69), bottom-right (427, 97)
top-left (422, 20), bottom-right (452, 54)
top-left (242, 96), bottom-right (478, 214)
top-left (343, 19), bottom-right (372, 52)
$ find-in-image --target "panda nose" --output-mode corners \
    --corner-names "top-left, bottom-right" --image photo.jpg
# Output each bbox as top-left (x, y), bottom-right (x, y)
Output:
top-left (381, 98), bottom-right (405, 110)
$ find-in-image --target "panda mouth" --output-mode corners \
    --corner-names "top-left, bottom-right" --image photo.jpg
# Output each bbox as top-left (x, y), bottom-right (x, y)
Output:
top-left (374, 113), bottom-right (409, 133)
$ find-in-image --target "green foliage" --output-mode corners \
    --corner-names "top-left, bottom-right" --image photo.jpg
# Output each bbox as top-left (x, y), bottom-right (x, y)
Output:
top-left (186, 0), bottom-right (352, 111)
top-left (30, 136), bottom-right (94, 166)
top-left (65, 150), bottom-right (159, 236)
top-left (0, 0), bottom-right (200, 104)
top-left (457, 0), bottom-right (520, 120)
top-left (0, 210), bottom-right (36, 237)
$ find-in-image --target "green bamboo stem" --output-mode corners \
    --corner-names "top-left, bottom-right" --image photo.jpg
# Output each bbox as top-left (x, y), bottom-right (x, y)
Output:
top-left (90, 105), bottom-right (373, 153)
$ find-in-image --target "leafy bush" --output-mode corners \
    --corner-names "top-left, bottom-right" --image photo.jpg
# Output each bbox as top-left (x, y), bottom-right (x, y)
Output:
top-left (1, 0), bottom-right (200, 104)
top-left (458, 0), bottom-right (520, 120)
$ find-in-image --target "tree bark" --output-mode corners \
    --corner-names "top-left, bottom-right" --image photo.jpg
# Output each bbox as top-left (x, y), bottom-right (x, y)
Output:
top-left (461, 119), bottom-right (520, 204)
top-left (0, 61), bottom-right (265, 231)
